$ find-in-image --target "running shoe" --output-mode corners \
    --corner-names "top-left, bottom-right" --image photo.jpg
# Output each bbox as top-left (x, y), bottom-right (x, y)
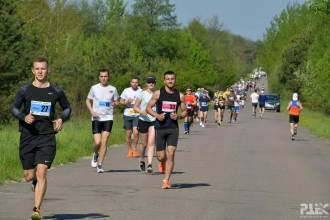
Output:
top-left (97, 164), bottom-right (104, 173)
top-left (91, 153), bottom-right (99, 168)
top-left (200, 121), bottom-right (202, 126)
top-left (162, 180), bottom-right (171, 189)
top-left (31, 180), bottom-right (37, 192)
top-left (133, 148), bottom-right (138, 157)
top-left (234, 118), bottom-right (236, 122)
top-left (127, 149), bottom-right (133, 158)
top-left (259, 114), bottom-right (261, 118)
top-left (292, 135), bottom-right (295, 141)
top-left (294, 127), bottom-right (297, 135)
top-left (215, 120), bottom-right (217, 123)
top-left (158, 162), bottom-right (166, 173)
top-left (147, 164), bottom-right (153, 173)
top-left (30, 208), bottom-right (41, 220)
top-left (139, 158), bottom-right (145, 172)
top-left (202, 124), bottom-right (205, 128)
top-left (184, 130), bottom-right (188, 135)
top-left (196, 118), bottom-right (199, 121)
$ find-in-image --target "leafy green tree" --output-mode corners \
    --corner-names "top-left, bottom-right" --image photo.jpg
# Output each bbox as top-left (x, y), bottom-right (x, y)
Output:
top-left (0, 0), bottom-right (36, 123)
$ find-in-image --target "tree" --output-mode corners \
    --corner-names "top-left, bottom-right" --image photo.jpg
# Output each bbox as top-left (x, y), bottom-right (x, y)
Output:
top-left (0, 0), bottom-right (36, 123)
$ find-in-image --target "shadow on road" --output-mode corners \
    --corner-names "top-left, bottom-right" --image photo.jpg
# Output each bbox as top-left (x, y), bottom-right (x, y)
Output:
top-left (43, 213), bottom-right (110, 219)
top-left (171, 183), bottom-right (211, 189)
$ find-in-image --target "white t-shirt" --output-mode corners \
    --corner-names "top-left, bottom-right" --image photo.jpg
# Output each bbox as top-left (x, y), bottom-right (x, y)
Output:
top-left (87, 84), bottom-right (119, 121)
top-left (250, 93), bottom-right (259, 103)
top-left (236, 95), bottom-right (241, 106)
top-left (137, 91), bottom-right (156, 122)
top-left (120, 87), bottom-right (142, 117)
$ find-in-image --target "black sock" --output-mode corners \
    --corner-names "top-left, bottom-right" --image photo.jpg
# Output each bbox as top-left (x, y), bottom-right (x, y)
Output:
top-left (32, 180), bottom-right (37, 185)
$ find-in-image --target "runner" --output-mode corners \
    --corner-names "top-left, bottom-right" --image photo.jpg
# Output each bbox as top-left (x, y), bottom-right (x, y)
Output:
top-left (213, 89), bottom-right (220, 123)
top-left (133, 76), bottom-right (157, 172)
top-left (286, 93), bottom-right (303, 140)
top-left (146, 71), bottom-right (187, 189)
top-left (258, 90), bottom-right (267, 118)
top-left (199, 92), bottom-right (211, 128)
top-left (250, 89), bottom-right (259, 118)
top-left (226, 89), bottom-right (235, 123)
top-left (217, 89), bottom-right (226, 125)
top-left (184, 87), bottom-right (197, 134)
top-left (233, 91), bottom-right (240, 122)
top-left (11, 57), bottom-right (71, 220)
top-left (86, 69), bottom-right (119, 173)
top-left (194, 88), bottom-right (201, 121)
top-left (119, 77), bottom-right (142, 158)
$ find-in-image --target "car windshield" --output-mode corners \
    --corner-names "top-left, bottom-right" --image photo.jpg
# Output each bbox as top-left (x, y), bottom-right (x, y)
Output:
top-left (267, 95), bottom-right (279, 101)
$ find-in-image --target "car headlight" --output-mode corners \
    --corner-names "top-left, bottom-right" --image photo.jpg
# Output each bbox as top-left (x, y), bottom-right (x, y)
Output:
top-left (275, 102), bottom-right (280, 106)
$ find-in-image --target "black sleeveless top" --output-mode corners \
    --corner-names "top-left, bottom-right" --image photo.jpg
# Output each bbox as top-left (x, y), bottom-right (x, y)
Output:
top-left (155, 87), bottom-right (181, 130)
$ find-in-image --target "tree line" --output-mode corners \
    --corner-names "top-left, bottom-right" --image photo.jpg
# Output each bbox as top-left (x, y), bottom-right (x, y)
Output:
top-left (255, 0), bottom-right (330, 115)
top-left (0, 0), bottom-right (259, 123)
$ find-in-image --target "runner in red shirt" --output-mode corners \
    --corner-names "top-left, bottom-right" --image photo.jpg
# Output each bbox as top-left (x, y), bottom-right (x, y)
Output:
top-left (184, 87), bottom-right (197, 134)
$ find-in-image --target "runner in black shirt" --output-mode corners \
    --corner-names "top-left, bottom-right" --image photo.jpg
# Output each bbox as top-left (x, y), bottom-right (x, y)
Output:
top-left (11, 57), bottom-right (71, 220)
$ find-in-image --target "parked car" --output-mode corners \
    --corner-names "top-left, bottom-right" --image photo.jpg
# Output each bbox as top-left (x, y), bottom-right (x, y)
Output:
top-left (265, 94), bottom-right (281, 112)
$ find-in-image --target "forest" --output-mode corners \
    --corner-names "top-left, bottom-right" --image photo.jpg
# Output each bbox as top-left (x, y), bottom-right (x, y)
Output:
top-left (255, 0), bottom-right (330, 115)
top-left (0, 0), bottom-right (260, 123)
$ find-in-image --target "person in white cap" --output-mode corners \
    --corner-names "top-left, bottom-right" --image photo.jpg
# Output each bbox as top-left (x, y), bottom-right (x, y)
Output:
top-left (258, 90), bottom-right (267, 118)
top-left (286, 93), bottom-right (303, 140)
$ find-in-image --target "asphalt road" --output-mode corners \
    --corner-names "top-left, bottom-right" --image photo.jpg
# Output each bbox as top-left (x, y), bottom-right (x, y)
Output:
top-left (1, 77), bottom-right (330, 220)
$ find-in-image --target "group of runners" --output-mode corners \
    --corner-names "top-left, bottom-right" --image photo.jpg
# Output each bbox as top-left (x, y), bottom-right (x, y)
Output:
top-left (10, 57), bottom-right (303, 220)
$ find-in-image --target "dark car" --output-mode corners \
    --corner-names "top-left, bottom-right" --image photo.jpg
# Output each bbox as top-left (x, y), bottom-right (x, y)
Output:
top-left (265, 94), bottom-right (281, 112)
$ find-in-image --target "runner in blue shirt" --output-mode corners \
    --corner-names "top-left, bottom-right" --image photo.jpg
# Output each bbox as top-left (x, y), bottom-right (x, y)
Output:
top-left (258, 91), bottom-right (268, 118)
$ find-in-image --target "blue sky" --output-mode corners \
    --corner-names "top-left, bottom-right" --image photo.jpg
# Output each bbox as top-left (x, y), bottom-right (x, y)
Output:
top-left (123, 0), bottom-right (307, 41)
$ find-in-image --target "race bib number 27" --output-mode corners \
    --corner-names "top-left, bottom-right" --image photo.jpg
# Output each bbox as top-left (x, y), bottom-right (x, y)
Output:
top-left (30, 100), bottom-right (51, 116)
top-left (162, 101), bottom-right (177, 112)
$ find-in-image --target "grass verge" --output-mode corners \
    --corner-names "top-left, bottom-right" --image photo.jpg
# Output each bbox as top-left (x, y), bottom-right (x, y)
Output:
top-left (280, 100), bottom-right (330, 140)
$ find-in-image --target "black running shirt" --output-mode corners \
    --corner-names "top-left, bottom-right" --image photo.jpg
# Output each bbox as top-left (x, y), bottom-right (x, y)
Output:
top-left (11, 82), bottom-right (71, 135)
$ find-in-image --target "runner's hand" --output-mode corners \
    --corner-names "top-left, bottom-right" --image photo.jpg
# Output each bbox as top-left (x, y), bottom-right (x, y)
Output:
top-left (157, 113), bottom-right (166, 121)
top-left (53, 118), bottom-right (63, 131)
top-left (91, 111), bottom-right (99, 118)
top-left (25, 112), bottom-right (34, 124)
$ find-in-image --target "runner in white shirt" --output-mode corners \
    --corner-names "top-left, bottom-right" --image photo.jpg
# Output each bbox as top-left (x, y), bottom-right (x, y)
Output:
top-left (119, 77), bottom-right (142, 158)
top-left (250, 89), bottom-right (259, 118)
top-left (86, 69), bottom-right (119, 173)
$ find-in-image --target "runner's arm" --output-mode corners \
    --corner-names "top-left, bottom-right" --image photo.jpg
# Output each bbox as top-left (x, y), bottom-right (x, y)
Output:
top-left (286, 101), bottom-right (292, 111)
top-left (11, 86), bottom-right (26, 121)
top-left (146, 90), bottom-right (160, 118)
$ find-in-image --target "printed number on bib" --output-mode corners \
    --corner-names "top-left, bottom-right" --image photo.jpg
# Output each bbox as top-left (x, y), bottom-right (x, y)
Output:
top-left (129, 108), bottom-right (139, 115)
top-left (30, 100), bottom-right (51, 116)
top-left (162, 101), bottom-right (177, 112)
top-left (201, 102), bottom-right (207, 107)
top-left (99, 101), bottom-right (111, 107)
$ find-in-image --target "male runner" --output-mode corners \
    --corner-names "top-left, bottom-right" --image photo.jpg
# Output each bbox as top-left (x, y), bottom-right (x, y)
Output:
top-left (86, 69), bottom-right (119, 173)
top-left (286, 93), bottom-right (303, 140)
top-left (146, 71), bottom-right (187, 189)
top-left (250, 89), bottom-right (259, 118)
top-left (258, 90), bottom-right (267, 118)
top-left (11, 57), bottom-right (71, 220)
top-left (226, 89), bottom-right (235, 123)
top-left (184, 87), bottom-right (196, 134)
top-left (120, 77), bottom-right (142, 157)
top-left (199, 92), bottom-right (210, 127)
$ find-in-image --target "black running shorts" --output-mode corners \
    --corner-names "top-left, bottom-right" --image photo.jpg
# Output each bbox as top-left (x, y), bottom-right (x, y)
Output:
top-left (289, 115), bottom-right (299, 123)
top-left (137, 119), bottom-right (155, 133)
top-left (92, 120), bottom-right (113, 134)
top-left (155, 127), bottom-right (179, 151)
top-left (187, 110), bottom-right (194, 117)
top-left (19, 132), bottom-right (56, 170)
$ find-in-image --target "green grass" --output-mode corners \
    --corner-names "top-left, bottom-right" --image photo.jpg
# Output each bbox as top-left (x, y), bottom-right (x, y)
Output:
top-left (280, 100), bottom-right (330, 140)
top-left (0, 114), bottom-right (125, 185)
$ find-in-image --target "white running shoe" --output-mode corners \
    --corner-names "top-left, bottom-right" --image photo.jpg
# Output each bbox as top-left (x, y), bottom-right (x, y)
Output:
top-left (200, 122), bottom-right (202, 126)
top-left (97, 164), bottom-right (104, 173)
top-left (91, 153), bottom-right (98, 168)
top-left (202, 124), bottom-right (205, 128)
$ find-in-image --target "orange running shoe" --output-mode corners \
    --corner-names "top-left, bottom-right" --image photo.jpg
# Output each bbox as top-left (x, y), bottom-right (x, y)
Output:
top-left (162, 180), bottom-right (171, 189)
top-left (133, 148), bottom-right (138, 157)
top-left (158, 162), bottom-right (166, 173)
top-left (127, 149), bottom-right (133, 158)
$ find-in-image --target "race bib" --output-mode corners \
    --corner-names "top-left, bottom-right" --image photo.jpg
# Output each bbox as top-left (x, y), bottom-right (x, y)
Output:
top-left (186, 103), bottom-right (191, 109)
top-left (30, 100), bottom-right (51, 116)
top-left (162, 101), bottom-right (177, 112)
top-left (129, 108), bottom-right (139, 115)
top-left (201, 102), bottom-right (207, 107)
top-left (99, 101), bottom-right (111, 107)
